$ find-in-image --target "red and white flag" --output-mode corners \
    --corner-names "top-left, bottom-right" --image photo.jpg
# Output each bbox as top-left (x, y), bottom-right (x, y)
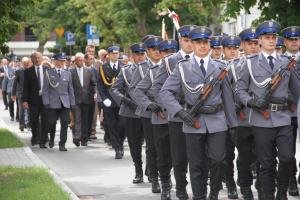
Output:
top-left (167, 9), bottom-right (180, 30)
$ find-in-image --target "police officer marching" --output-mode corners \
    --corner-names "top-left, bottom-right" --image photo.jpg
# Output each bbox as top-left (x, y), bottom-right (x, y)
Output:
top-left (236, 20), bottom-right (300, 200)
top-left (110, 42), bottom-right (147, 184)
top-left (281, 26), bottom-right (300, 196)
top-left (160, 26), bottom-right (238, 200)
top-left (42, 53), bottom-right (75, 151)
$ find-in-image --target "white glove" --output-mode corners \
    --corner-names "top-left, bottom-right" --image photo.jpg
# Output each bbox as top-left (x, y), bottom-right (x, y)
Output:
top-left (103, 99), bottom-right (112, 107)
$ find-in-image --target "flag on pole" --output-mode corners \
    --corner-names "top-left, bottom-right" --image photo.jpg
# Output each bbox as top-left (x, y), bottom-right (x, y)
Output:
top-left (167, 9), bottom-right (180, 31)
top-left (162, 18), bottom-right (168, 40)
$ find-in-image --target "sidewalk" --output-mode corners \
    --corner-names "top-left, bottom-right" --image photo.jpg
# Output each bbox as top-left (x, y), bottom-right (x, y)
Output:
top-left (0, 98), bottom-right (299, 200)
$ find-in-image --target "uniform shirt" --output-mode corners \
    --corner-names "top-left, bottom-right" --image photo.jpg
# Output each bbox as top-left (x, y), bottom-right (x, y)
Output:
top-left (285, 51), bottom-right (300, 59)
top-left (110, 61), bottom-right (118, 70)
top-left (194, 54), bottom-right (210, 72)
top-left (76, 67), bottom-right (84, 87)
top-left (261, 50), bottom-right (277, 65)
top-left (35, 65), bottom-right (44, 95)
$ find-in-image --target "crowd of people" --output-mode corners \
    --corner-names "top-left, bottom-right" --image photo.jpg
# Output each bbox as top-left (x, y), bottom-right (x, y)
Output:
top-left (1, 20), bottom-right (300, 200)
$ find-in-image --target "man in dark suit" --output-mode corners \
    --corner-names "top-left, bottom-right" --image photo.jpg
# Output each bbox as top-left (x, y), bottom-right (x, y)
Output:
top-left (23, 51), bottom-right (48, 147)
top-left (70, 52), bottom-right (97, 146)
top-left (98, 45), bottom-right (125, 159)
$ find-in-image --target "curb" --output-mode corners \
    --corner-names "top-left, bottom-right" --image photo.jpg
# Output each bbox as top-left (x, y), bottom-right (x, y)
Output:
top-left (0, 118), bottom-right (80, 200)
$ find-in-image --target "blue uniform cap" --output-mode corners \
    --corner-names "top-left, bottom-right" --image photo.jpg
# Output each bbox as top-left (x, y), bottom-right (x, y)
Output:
top-left (158, 40), bottom-right (178, 51)
top-left (210, 36), bottom-right (223, 48)
top-left (214, 33), bottom-right (228, 37)
top-left (189, 26), bottom-right (212, 40)
top-left (221, 36), bottom-right (241, 47)
top-left (239, 27), bottom-right (258, 41)
top-left (141, 34), bottom-right (155, 42)
top-left (281, 26), bottom-right (300, 39)
top-left (144, 36), bottom-right (163, 48)
top-left (276, 36), bottom-right (284, 48)
top-left (107, 45), bottom-right (120, 53)
top-left (53, 53), bottom-right (66, 61)
top-left (256, 20), bottom-right (281, 36)
top-left (130, 43), bottom-right (146, 53)
top-left (178, 25), bottom-right (198, 37)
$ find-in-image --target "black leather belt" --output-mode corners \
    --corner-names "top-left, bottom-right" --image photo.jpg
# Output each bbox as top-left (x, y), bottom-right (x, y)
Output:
top-left (187, 103), bottom-right (224, 114)
top-left (269, 103), bottom-right (288, 112)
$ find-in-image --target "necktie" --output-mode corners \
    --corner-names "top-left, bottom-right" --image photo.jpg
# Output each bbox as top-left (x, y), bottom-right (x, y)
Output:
top-left (267, 56), bottom-right (274, 70)
top-left (185, 55), bottom-right (190, 59)
top-left (58, 69), bottom-right (61, 77)
top-left (37, 67), bottom-right (41, 90)
top-left (113, 64), bottom-right (117, 74)
top-left (199, 59), bottom-right (206, 76)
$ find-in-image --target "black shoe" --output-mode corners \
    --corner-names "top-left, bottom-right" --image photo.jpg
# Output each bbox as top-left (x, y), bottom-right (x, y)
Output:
top-left (49, 140), bottom-right (54, 148)
top-left (227, 187), bottom-right (238, 199)
top-left (16, 118), bottom-right (19, 122)
top-left (89, 135), bottom-right (97, 140)
top-left (276, 189), bottom-right (288, 200)
top-left (133, 167), bottom-right (143, 184)
top-left (19, 124), bottom-right (24, 132)
top-left (176, 189), bottom-right (189, 200)
top-left (241, 187), bottom-right (254, 200)
top-left (115, 150), bottom-right (122, 159)
top-left (31, 138), bottom-right (37, 146)
top-left (152, 180), bottom-right (161, 193)
top-left (289, 176), bottom-right (300, 196)
top-left (161, 180), bottom-right (171, 200)
top-left (121, 148), bottom-right (124, 157)
top-left (208, 191), bottom-right (219, 200)
top-left (73, 139), bottom-right (80, 147)
top-left (81, 141), bottom-right (87, 146)
top-left (4, 107), bottom-right (8, 110)
top-left (59, 146), bottom-right (68, 151)
top-left (40, 144), bottom-right (47, 148)
top-left (10, 117), bottom-right (14, 121)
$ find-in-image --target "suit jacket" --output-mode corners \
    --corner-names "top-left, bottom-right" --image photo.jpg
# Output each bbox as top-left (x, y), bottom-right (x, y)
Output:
top-left (237, 52), bottom-right (300, 128)
top-left (70, 67), bottom-right (96, 105)
top-left (98, 62), bottom-right (122, 107)
top-left (12, 67), bottom-right (25, 98)
top-left (42, 68), bottom-right (75, 109)
top-left (160, 56), bottom-right (238, 134)
top-left (2, 66), bottom-right (16, 93)
top-left (23, 65), bottom-right (47, 105)
top-left (110, 64), bottom-right (139, 118)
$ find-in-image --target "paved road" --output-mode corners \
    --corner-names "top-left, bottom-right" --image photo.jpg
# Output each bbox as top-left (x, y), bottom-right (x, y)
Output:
top-left (1, 99), bottom-right (300, 200)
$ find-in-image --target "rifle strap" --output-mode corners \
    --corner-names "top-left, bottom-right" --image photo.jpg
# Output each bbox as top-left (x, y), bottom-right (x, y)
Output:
top-left (121, 67), bottom-right (130, 86)
top-left (138, 64), bottom-right (145, 79)
top-left (165, 57), bottom-right (172, 75)
top-left (247, 58), bottom-right (271, 88)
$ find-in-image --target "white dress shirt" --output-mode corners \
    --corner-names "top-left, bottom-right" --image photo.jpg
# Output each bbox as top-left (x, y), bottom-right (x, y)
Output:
top-left (110, 61), bottom-right (118, 70)
top-left (35, 65), bottom-right (43, 95)
top-left (194, 54), bottom-right (210, 72)
top-left (179, 49), bottom-right (194, 59)
top-left (262, 50), bottom-right (277, 65)
top-left (76, 67), bottom-right (84, 87)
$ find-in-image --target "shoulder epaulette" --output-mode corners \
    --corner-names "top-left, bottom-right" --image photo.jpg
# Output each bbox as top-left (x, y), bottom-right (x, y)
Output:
top-left (150, 64), bottom-right (159, 69)
top-left (246, 53), bottom-right (258, 59)
top-left (165, 53), bottom-right (175, 59)
top-left (178, 58), bottom-right (189, 63)
top-left (212, 59), bottom-right (226, 65)
top-left (138, 61), bottom-right (147, 66)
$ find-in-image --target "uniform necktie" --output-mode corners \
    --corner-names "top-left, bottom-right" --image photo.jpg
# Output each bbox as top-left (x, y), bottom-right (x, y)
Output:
top-left (58, 69), bottom-right (61, 77)
top-left (199, 59), bottom-right (206, 76)
top-left (113, 64), bottom-right (117, 74)
top-left (37, 67), bottom-right (41, 90)
top-left (185, 55), bottom-right (190, 59)
top-left (267, 56), bottom-right (274, 70)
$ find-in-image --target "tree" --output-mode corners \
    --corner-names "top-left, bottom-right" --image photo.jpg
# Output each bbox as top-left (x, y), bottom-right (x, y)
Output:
top-left (0, 0), bottom-right (34, 55)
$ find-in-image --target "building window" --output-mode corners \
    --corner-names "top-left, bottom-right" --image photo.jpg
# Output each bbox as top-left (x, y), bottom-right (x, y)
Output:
top-left (229, 22), bottom-right (237, 35)
top-left (25, 27), bottom-right (37, 41)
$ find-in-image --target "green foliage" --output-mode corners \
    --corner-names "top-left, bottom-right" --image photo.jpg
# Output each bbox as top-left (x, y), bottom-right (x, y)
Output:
top-left (0, 128), bottom-right (24, 148)
top-left (0, 167), bottom-right (71, 200)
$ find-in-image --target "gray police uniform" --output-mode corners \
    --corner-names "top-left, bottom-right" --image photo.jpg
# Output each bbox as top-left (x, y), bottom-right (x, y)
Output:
top-left (110, 63), bottom-right (144, 169)
top-left (160, 55), bottom-right (237, 198)
top-left (128, 60), bottom-right (159, 181)
top-left (133, 62), bottom-right (172, 183)
top-left (42, 67), bottom-right (75, 148)
top-left (151, 51), bottom-right (189, 192)
top-left (2, 66), bottom-right (16, 119)
top-left (236, 52), bottom-right (300, 197)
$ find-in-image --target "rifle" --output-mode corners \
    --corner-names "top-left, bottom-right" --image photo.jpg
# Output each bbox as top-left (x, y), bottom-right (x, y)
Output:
top-left (256, 57), bottom-right (297, 119)
top-left (188, 66), bottom-right (229, 129)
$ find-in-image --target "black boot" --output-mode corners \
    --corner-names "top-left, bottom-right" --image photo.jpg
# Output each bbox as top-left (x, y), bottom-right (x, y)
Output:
top-left (227, 186), bottom-right (238, 199)
top-left (288, 176), bottom-right (299, 196)
top-left (275, 187), bottom-right (288, 200)
top-left (152, 179), bottom-right (161, 193)
top-left (115, 149), bottom-right (122, 159)
top-left (176, 188), bottom-right (189, 200)
top-left (161, 180), bottom-right (171, 200)
top-left (133, 166), bottom-right (143, 184)
top-left (241, 187), bottom-right (254, 200)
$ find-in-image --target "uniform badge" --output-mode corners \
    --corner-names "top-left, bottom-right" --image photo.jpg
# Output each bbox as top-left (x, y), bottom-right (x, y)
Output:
top-left (201, 27), bottom-right (206, 32)
top-left (251, 28), bottom-right (256, 33)
top-left (268, 21), bottom-right (274, 27)
top-left (168, 40), bottom-right (172, 45)
top-left (291, 27), bottom-right (296, 32)
top-left (139, 43), bottom-right (143, 48)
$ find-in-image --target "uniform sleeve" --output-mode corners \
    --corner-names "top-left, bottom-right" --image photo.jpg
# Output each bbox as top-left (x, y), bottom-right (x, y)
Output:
top-left (128, 67), bottom-right (142, 100)
top-left (110, 70), bottom-right (125, 106)
top-left (42, 71), bottom-right (49, 105)
top-left (97, 66), bottom-right (109, 101)
top-left (11, 71), bottom-right (18, 96)
top-left (159, 65), bottom-right (183, 118)
top-left (236, 60), bottom-right (252, 106)
top-left (68, 73), bottom-right (75, 106)
top-left (150, 62), bottom-right (168, 106)
top-left (289, 69), bottom-right (300, 103)
top-left (133, 70), bottom-right (153, 111)
top-left (221, 76), bottom-right (238, 128)
top-left (22, 69), bottom-right (29, 103)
